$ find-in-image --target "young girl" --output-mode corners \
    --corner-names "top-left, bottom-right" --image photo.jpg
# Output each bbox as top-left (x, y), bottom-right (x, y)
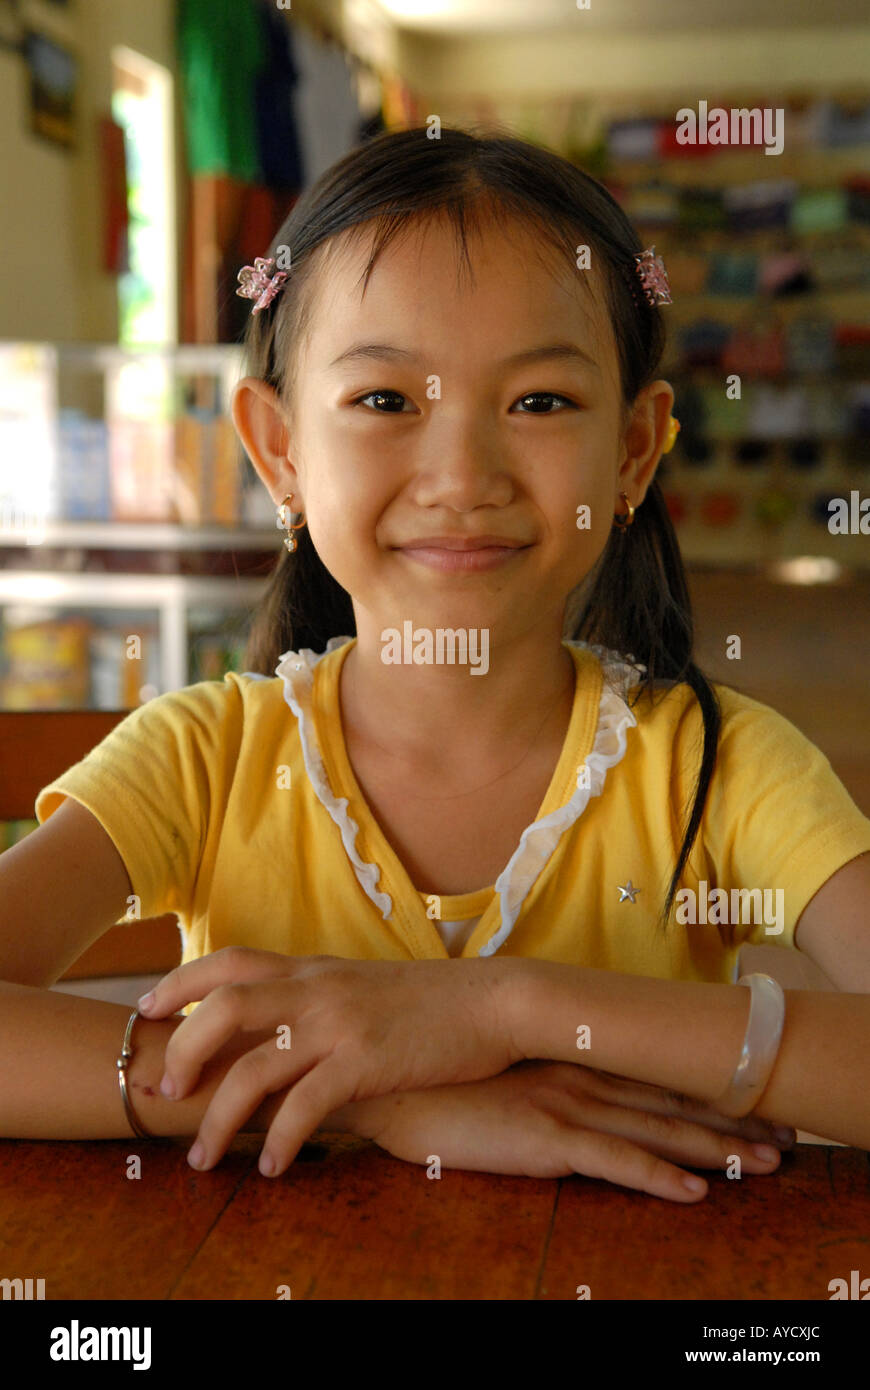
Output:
top-left (3, 127), bottom-right (869, 1206)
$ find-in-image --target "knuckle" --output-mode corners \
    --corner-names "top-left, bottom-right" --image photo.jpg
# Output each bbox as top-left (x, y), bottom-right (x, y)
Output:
top-left (234, 1047), bottom-right (271, 1084)
top-left (568, 1068), bottom-right (616, 1101)
top-left (303, 954), bottom-right (334, 974)
top-left (524, 1084), bottom-right (567, 1117)
top-left (643, 1151), bottom-right (677, 1187)
top-left (579, 1129), bottom-right (640, 1181)
top-left (210, 982), bottom-right (243, 1020)
top-left (529, 1063), bottom-right (592, 1101)
top-left (726, 1118), bottom-right (759, 1142)
top-left (531, 1075), bottom-right (583, 1111)
top-left (544, 1061), bottom-right (587, 1086)
top-left (642, 1107), bottom-right (681, 1140)
top-left (581, 1127), bottom-right (623, 1164)
top-left (218, 945), bottom-right (252, 970)
top-left (522, 1094), bottom-right (571, 1136)
top-left (159, 966), bottom-right (181, 994)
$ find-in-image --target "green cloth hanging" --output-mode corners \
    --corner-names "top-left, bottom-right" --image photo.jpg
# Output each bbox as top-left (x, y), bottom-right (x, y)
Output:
top-left (177, 0), bottom-right (266, 181)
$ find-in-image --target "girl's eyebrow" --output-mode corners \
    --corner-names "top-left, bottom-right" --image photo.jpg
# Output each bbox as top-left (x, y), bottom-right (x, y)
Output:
top-left (328, 341), bottom-right (600, 373)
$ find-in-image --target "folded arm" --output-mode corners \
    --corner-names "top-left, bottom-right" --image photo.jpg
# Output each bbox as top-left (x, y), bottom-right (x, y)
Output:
top-left (0, 980), bottom-right (373, 1142)
top-left (500, 853), bottom-right (870, 1149)
top-left (502, 961), bottom-right (869, 1147)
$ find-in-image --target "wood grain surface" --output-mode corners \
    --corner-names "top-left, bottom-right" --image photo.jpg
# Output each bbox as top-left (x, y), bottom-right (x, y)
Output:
top-left (1, 1135), bottom-right (865, 1301)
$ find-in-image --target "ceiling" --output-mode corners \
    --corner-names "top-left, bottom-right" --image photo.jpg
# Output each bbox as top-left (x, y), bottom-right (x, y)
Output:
top-left (369, 0), bottom-right (870, 34)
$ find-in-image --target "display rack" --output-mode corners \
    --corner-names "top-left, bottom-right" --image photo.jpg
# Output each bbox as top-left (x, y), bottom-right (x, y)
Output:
top-left (0, 342), bottom-right (278, 715)
top-left (601, 123), bottom-right (870, 571)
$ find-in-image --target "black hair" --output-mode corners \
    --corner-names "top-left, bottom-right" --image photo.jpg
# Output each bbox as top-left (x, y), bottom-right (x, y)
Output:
top-left (239, 124), bottom-right (721, 931)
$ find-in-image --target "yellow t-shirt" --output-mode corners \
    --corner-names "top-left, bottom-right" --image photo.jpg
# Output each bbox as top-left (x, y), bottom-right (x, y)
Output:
top-left (35, 636), bottom-right (870, 987)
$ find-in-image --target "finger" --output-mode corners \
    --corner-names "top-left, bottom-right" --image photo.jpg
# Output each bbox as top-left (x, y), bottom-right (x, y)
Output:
top-left (677, 1102), bottom-right (795, 1150)
top-left (258, 1056), bottom-right (354, 1177)
top-left (563, 1126), bottom-right (710, 1203)
top-left (138, 946), bottom-right (298, 1019)
top-left (162, 979), bottom-right (296, 1099)
top-left (187, 1041), bottom-right (296, 1171)
top-left (553, 1092), bottom-right (783, 1175)
top-left (579, 1071), bottom-right (795, 1148)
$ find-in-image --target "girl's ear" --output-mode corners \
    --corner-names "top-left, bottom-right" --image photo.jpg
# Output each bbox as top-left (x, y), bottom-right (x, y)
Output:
top-left (617, 379), bottom-right (675, 503)
top-left (230, 377), bottom-right (300, 505)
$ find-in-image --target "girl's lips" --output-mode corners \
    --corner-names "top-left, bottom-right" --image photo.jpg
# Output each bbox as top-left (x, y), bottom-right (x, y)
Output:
top-left (397, 544), bottom-right (529, 572)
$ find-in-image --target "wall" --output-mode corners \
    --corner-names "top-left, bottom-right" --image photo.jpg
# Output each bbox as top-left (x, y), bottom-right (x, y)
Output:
top-left (397, 25), bottom-right (870, 111)
top-left (0, 0), bottom-right (181, 342)
top-left (3, 4), bottom-right (868, 331)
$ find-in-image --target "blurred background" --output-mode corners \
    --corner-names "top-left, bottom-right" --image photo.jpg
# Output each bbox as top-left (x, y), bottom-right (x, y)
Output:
top-left (0, 0), bottom-right (868, 1013)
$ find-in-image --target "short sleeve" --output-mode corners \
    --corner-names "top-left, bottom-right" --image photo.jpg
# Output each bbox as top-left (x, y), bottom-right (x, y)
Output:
top-left (690, 686), bottom-right (870, 949)
top-left (34, 678), bottom-right (240, 924)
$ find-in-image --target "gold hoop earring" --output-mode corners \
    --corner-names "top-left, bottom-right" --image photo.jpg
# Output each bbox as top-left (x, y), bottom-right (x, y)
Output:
top-left (276, 493), bottom-right (307, 552)
top-left (612, 491), bottom-right (636, 531)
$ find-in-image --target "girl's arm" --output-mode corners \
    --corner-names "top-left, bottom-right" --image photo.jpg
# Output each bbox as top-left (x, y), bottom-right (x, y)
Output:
top-left (0, 799), bottom-right (379, 1142)
top-left (0, 980), bottom-right (376, 1141)
top-left (0, 980), bottom-right (794, 1206)
top-left (504, 853), bottom-right (870, 1149)
top-left (792, 851), bottom-right (870, 990)
top-left (504, 964), bottom-right (870, 1147)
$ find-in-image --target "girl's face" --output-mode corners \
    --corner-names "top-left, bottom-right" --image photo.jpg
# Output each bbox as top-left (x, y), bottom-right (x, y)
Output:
top-left (240, 215), bottom-right (672, 648)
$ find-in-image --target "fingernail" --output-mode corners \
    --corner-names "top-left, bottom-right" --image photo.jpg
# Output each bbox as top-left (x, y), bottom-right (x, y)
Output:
top-left (160, 1074), bottom-right (176, 1098)
top-left (138, 992), bottom-right (155, 1012)
top-left (682, 1175), bottom-right (706, 1193)
top-left (753, 1143), bottom-right (779, 1162)
top-left (188, 1141), bottom-right (205, 1169)
top-left (259, 1151), bottom-right (276, 1177)
top-left (775, 1126), bottom-right (795, 1145)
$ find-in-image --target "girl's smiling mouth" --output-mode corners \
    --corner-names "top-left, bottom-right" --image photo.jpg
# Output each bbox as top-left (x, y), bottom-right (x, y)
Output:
top-left (395, 536), bottom-right (533, 572)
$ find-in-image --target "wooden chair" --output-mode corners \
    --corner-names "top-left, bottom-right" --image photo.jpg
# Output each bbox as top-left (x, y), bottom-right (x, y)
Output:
top-left (0, 710), bottom-right (181, 980)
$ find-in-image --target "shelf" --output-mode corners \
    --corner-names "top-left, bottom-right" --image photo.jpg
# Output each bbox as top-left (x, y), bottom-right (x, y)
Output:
top-left (0, 342), bottom-right (279, 700)
top-left (0, 572), bottom-right (266, 605)
top-left (664, 289), bottom-right (870, 311)
top-left (53, 343), bottom-right (245, 374)
top-left (0, 522), bottom-right (278, 551)
top-left (606, 145), bottom-right (870, 187)
top-left (0, 573), bottom-right (268, 695)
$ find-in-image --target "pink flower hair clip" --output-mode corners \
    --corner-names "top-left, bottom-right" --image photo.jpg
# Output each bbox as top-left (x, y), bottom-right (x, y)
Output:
top-left (236, 256), bottom-right (288, 314)
top-left (634, 246), bottom-right (673, 306)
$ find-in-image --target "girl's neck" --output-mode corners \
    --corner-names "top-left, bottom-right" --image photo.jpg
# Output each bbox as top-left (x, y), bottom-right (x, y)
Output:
top-left (338, 624), bottom-right (578, 781)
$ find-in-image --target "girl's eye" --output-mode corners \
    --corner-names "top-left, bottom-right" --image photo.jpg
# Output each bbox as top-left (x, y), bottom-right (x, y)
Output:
top-left (353, 390), bottom-right (412, 413)
top-left (512, 393), bottom-right (577, 414)
top-left (351, 389), bottom-right (578, 414)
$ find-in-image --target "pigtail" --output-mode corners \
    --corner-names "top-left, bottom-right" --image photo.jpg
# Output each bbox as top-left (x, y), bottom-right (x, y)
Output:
top-left (570, 478), bottom-right (722, 929)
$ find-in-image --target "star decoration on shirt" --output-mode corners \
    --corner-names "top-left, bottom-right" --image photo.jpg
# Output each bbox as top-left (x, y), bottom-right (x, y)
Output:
top-left (617, 880), bottom-right (640, 903)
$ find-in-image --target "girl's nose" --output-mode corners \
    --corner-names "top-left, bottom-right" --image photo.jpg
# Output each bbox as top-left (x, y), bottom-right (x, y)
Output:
top-left (413, 432), bottom-right (513, 506)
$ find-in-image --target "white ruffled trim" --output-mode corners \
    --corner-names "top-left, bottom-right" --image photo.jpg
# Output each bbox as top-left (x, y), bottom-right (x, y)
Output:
top-left (480, 642), bottom-right (645, 955)
top-left (273, 636), bottom-right (645, 949)
top-left (275, 636), bottom-right (392, 920)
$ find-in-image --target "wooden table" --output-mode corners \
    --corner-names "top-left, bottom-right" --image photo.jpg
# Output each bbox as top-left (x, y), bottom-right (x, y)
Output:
top-left (1, 1134), bottom-right (867, 1301)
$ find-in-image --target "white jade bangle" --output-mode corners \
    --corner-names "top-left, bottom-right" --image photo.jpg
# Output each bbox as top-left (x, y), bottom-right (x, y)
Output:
top-left (714, 973), bottom-right (786, 1119)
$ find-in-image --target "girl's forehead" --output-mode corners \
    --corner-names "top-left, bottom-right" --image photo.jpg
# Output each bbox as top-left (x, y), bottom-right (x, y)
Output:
top-left (307, 216), bottom-right (614, 348)
top-left (321, 213), bottom-right (593, 290)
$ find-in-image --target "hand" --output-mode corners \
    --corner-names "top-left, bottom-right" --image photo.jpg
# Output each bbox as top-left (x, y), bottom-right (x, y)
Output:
top-left (359, 1061), bottom-right (797, 1204)
top-left (138, 947), bottom-right (521, 1176)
